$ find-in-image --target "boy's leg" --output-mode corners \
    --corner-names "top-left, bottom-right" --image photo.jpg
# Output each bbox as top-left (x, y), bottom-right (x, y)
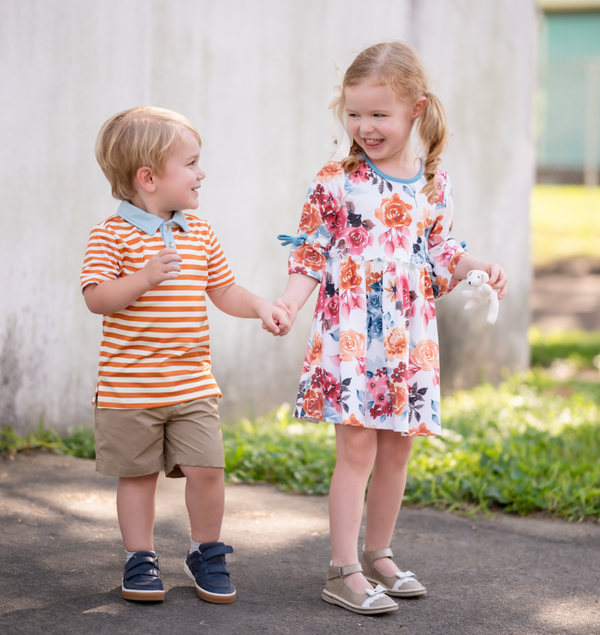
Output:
top-left (329, 425), bottom-right (377, 594)
top-left (180, 464), bottom-right (235, 603)
top-left (179, 465), bottom-right (224, 543)
top-left (166, 398), bottom-right (235, 603)
top-left (117, 472), bottom-right (165, 601)
top-left (117, 472), bottom-right (160, 551)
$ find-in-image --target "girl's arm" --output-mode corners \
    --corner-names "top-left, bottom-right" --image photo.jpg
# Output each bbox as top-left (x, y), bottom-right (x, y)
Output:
top-left (272, 273), bottom-right (319, 326)
top-left (452, 255), bottom-right (508, 300)
top-left (207, 283), bottom-right (291, 335)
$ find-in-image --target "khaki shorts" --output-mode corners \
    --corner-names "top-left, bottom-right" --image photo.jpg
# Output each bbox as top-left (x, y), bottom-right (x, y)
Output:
top-left (94, 396), bottom-right (224, 478)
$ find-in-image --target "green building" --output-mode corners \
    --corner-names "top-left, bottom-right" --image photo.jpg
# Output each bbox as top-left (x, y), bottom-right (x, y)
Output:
top-left (537, 0), bottom-right (600, 184)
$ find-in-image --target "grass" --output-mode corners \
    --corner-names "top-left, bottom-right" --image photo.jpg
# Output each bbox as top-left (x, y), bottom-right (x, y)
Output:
top-left (2, 330), bottom-right (600, 521)
top-left (531, 185), bottom-right (600, 265)
top-left (529, 326), bottom-right (600, 369)
top-left (0, 418), bottom-right (95, 460)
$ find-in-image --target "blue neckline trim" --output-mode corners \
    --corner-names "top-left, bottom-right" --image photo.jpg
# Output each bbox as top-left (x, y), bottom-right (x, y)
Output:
top-left (364, 156), bottom-right (424, 184)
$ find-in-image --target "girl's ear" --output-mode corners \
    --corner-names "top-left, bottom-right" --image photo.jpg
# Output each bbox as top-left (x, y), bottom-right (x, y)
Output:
top-left (135, 166), bottom-right (157, 193)
top-left (412, 96), bottom-right (427, 120)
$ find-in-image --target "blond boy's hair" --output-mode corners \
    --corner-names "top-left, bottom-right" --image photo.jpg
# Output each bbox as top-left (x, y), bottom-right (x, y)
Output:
top-left (95, 106), bottom-right (201, 201)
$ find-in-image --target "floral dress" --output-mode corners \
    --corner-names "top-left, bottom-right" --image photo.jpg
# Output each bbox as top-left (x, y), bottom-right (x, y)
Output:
top-left (285, 157), bottom-right (467, 435)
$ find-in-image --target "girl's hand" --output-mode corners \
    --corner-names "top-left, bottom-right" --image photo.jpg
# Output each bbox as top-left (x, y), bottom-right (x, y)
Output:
top-left (257, 301), bottom-right (292, 336)
top-left (453, 256), bottom-right (508, 300)
top-left (142, 248), bottom-right (182, 288)
top-left (485, 262), bottom-right (508, 300)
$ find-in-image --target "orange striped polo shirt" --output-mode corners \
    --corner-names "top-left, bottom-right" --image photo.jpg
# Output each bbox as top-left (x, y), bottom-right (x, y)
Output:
top-left (81, 201), bottom-right (235, 409)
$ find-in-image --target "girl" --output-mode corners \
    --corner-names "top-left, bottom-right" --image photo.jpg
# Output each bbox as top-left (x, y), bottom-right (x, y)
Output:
top-left (275, 42), bottom-right (507, 615)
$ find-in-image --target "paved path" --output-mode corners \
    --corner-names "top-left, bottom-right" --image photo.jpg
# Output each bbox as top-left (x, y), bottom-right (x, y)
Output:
top-left (531, 273), bottom-right (600, 331)
top-left (1, 453), bottom-right (600, 635)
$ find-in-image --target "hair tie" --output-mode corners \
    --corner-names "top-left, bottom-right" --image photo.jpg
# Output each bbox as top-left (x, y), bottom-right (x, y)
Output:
top-left (326, 63), bottom-right (353, 162)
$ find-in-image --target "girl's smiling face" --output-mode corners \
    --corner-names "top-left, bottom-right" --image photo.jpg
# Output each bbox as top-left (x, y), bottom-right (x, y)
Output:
top-left (345, 82), bottom-right (425, 177)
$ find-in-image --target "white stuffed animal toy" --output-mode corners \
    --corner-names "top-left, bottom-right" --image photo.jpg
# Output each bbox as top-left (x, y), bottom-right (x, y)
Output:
top-left (461, 270), bottom-right (499, 325)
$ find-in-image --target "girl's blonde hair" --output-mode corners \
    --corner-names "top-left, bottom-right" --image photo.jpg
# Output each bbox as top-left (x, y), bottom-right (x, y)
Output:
top-left (96, 106), bottom-right (201, 201)
top-left (341, 42), bottom-right (447, 204)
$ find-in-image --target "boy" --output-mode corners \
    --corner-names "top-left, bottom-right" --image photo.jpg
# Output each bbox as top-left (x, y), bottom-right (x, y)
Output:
top-left (81, 106), bottom-right (289, 603)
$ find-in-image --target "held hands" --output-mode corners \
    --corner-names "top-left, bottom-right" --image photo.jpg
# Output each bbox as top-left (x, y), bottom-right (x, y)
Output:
top-left (257, 300), bottom-right (292, 336)
top-left (142, 248), bottom-right (182, 288)
top-left (261, 296), bottom-right (299, 337)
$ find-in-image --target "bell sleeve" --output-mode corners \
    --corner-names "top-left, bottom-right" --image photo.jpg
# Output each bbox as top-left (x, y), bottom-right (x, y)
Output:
top-left (281, 165), bottom-right (341, 282)
top-left (426, 172), bottom-right (468, 300)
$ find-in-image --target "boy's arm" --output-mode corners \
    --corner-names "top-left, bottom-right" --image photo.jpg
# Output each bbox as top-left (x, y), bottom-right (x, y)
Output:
top-left (207, 283), bottom-right (291, 335)
top-left (83, 248), bottom-right (182, 314)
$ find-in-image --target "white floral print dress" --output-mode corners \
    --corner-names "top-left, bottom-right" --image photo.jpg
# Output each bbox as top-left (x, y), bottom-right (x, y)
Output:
top-left (285, 157), bottom-right (467, 435)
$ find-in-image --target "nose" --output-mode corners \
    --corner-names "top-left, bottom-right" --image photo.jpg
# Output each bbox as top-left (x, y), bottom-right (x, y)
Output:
top-left (359, 119), bottom-right (375, 135)
top-left (197, 168), bottom-right (206, 181)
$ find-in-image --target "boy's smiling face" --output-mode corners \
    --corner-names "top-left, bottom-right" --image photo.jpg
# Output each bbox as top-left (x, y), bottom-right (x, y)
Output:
top-left (151, 132), bottom-right (205, 218)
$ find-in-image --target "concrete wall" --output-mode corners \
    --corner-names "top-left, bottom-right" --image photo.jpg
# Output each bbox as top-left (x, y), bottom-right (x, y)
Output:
top-left (0, 0), bottom-right (535, 432)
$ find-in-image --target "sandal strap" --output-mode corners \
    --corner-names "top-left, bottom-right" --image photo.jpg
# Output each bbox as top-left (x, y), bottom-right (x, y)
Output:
top-left (366, 547), bottom-right (394, 561)
top-left (327, 563), bottom-right (363, 579)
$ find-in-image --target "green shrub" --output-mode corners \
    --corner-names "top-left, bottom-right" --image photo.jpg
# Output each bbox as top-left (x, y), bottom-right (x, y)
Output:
top-left (3, 363), bottom-right (600, 520)
top-left (529, 326), bottom-right (600, 369)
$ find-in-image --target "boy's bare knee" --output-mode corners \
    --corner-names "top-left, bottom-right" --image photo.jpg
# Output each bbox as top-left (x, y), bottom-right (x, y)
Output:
top-left (180, 465), bottom-right (224, 485)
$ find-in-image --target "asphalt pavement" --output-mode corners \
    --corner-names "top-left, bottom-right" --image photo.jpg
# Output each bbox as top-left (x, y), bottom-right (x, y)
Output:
top-left (1, 452), bottom-right (600, 635)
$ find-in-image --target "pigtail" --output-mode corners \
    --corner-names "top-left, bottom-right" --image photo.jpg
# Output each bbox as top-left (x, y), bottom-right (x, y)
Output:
top-left (341, 141), bottom-right (363, 174)
top-left (419, 92), bottom-right (448, 204)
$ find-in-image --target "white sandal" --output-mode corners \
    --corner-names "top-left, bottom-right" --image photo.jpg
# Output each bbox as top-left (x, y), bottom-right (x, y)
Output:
top-left (361, 548), bottom-right (426, 597)
top-left (322, 563), bottom-right (398, 614)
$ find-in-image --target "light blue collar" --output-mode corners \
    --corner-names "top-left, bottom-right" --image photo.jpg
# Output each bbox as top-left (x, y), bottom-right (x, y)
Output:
top-left (116, 201), bottom-right (189, 249)
top-left (117, 201), bottom-right (189, 234)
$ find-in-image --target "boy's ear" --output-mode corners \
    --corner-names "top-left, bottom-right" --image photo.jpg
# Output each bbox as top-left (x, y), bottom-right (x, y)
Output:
top-left (135, 166), bottom-right (157, 193)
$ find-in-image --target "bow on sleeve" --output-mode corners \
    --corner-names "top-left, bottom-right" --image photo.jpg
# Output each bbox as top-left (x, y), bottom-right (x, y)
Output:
top-left (277, 233), bottom-right (308, 247)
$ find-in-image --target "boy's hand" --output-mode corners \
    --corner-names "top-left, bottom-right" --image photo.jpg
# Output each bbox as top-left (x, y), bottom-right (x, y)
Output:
top-left (257, 301), bottom-right (291, 336)
top-left (142, 248), bottom-right (183, 288)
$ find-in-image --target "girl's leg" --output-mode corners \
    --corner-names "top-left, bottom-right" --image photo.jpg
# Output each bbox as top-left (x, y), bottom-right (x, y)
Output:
top-left (117, 472), bottom-right (160, 552)
top-left (179, 465), bottom-right (225, 544)
top-left (329, 425), bottom-right (377, 594)
top-left (365, 431), bottom-right (414, 576)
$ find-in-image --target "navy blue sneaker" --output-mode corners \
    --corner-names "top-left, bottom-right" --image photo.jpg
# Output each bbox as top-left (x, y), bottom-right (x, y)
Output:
top-left (122, 551), bottom-right (165, 601)
top-left (184, 542), bottom-right (236, 603)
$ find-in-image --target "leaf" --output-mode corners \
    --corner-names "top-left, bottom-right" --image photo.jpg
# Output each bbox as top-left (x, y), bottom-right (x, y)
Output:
top-left (378, 180), bottom-right (384, 194)
top-left (386, 180), bottom-right (393, 192)
top-left (347, 211), bottom-right (363, 227)
top-left (362, 219), bottom-right (375, 231)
